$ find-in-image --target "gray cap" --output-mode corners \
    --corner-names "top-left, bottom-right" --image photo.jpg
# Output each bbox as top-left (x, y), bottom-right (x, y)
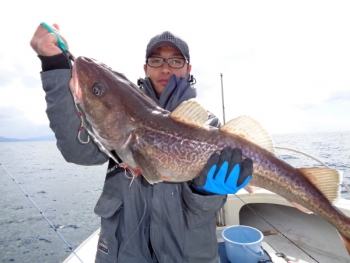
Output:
top-left (145, 31), bottom-right (190, 63)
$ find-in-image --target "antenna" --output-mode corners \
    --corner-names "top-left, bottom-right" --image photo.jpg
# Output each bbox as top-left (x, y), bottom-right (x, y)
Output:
top-left (217, 73), bottom-right (227, 227)
top-left (220, 73), bottom-right (226, 124)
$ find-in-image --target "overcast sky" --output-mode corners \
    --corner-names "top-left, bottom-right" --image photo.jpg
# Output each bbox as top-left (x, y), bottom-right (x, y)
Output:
top-left (0, 0), bottom-right (349, 139)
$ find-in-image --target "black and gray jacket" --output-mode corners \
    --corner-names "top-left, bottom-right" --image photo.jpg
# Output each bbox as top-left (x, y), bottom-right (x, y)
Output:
top-left (40, 57), bottom-right (226, 263)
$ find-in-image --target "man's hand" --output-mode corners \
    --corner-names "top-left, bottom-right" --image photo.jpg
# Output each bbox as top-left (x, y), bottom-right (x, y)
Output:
top-left (193, 147), bottom-right (253, 195)
top-left (30, 23), bottom-right (68, 56)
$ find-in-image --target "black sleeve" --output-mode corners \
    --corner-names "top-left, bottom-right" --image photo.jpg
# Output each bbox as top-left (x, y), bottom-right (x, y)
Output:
top-left (38, 53), bottom-right (71, 72)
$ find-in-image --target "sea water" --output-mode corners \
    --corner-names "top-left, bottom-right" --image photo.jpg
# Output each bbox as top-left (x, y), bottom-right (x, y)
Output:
top-left (0, 141), bottom-right (107, 263)
top-left (0, 132), bottom-right (349, 263)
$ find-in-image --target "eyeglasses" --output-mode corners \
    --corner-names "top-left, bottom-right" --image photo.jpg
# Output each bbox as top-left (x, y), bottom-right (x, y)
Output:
top-left (146, 56), bottom-right (187, 69)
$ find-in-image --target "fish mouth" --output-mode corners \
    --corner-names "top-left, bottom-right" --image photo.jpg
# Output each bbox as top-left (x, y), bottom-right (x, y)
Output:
top-left (69, 64), bottom-right (82, 104)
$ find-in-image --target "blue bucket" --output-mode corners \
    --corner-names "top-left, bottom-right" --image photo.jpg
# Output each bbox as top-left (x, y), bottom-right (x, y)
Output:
top-left (222, 225), bottom-right (264, 263)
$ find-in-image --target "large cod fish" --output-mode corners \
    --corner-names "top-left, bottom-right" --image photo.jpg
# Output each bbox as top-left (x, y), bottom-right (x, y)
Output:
top-left (70, 56), bottom-right (350, 254)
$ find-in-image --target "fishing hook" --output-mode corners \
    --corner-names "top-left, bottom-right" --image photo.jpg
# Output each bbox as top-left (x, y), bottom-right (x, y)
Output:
top-left (75, 105), bottom-right (90, 144)
top-left (73, 104), bottom-right (122, 166)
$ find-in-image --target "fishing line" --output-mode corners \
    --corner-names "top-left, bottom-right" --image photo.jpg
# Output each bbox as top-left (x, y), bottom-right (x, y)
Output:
top-left (72, 106), bottom-right (147, 259)
top-left (74, 104), bottom-right (122, 165)
top-left (73, 104), bottom-right (148, 258)
top-left (275, 146), bottom-right (329, 167)
top-left (234, 146), bottom-right (347, 263)
top-left (117, 169), bottom-right (147, 260)
top-left (0, 163), bottom-right (84, 263)
top-left (70, 72), bottom-right (147, 259)
top-left (275, 146), bottom-right (350, 193)
top-left (234, 194), bottom-right (320, 263)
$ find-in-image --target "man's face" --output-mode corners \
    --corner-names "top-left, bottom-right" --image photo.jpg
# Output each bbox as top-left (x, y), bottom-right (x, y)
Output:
top-left (144, 46), bottom-right (192, 98)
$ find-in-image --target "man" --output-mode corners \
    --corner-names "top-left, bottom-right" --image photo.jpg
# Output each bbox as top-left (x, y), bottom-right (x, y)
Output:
top-left (30, 24), bottom-right (252, 263)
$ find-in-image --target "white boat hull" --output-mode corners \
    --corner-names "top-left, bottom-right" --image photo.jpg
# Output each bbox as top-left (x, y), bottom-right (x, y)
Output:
top-left (63, 189), bottom-right (350, 263)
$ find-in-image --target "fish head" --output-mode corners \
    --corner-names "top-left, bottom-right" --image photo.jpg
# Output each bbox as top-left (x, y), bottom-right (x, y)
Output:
top-left (69, 56), bottom-right (137, 150)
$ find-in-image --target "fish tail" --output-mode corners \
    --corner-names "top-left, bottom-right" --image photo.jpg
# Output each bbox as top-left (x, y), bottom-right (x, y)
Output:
top-left (338, 231), bottom-right (350, 255)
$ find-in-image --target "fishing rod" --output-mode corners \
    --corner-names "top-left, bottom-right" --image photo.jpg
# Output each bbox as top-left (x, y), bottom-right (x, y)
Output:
top-left (220, 73), bottom-right (226, 125)
top-left (231, 146), bottom-right (336, 263)
top-left (217, 73), bottom-right (337, 262)
top-left (218, 73), bottom-right (349, 192)
top-left (0, 162), bottom-right (84, 263)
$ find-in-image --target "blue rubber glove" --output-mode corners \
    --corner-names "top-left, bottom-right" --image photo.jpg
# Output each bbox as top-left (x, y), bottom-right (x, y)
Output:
top-left (193, 147), bottom-right (253, 195)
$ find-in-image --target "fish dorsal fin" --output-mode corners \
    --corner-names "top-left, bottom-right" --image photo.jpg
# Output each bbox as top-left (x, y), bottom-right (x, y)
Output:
top-left (299, 167), bottom-right (342, 203)
top-left (170, 100), bottom-right (208, 127)
top-left (220, 115), bottom-right (275, 154)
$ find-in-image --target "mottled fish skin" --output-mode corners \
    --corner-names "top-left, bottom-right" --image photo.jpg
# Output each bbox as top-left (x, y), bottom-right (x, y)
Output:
top-left (70, 57), bottom-right (350, 253)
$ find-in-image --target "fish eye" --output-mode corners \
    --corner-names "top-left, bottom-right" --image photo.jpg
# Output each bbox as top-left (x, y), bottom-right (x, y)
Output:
top-left (92, 83), bottom-right (105, 96)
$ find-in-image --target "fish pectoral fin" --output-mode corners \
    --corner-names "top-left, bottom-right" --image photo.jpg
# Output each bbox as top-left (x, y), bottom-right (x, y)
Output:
top-left (299, 167), bottom-right (342, 203)
top-left (131, 147), bottom-right (163, 185)
top-left (219, 116), bottom-right (275, 154)
top-left (337, 231), bottom-right (350, 255)
top-left (287, 200), bottom-right (313, 214)
top-left (170, 100), bottom-right (208, 128)
top-left (244, 185), bottom-right (262, 195)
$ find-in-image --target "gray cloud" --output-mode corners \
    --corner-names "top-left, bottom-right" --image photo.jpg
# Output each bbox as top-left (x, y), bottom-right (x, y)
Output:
top-left (326, 90), bottom-right (350, 102)
top-left (0, 107), bottom-right (53, 139)
top-left (294, 90), bottom-right (350, 110)
top-left (0, 64), bottom-right (40, 89)
top-left (294, 103), bottom-right (317, 110)
top-left (194, 80), bottom-right (215, 94)
top-left (0, 107), bottom-right (22, 121)
top-left (0, 68), bottom-right (13, 86)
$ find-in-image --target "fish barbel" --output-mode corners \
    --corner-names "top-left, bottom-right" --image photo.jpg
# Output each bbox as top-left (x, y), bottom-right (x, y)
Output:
top-left (70, 56), bottom-right (350, 254)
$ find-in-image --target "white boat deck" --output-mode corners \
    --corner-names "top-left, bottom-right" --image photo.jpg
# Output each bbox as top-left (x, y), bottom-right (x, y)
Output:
top-left (63, 189), bottom-right (350, 263)
top-left (63, 229), bottom-right (100, 263)
top-left (224, 189), bottom-right (350, 263)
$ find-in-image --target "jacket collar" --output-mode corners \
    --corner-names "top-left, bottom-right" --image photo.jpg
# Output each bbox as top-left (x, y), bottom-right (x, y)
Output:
top-left (140, 74), bottom-right (197, 112)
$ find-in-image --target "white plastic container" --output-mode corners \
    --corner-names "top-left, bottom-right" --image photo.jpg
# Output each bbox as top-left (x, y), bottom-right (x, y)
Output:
top-left (222, 225), bottom-right (264, 263)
